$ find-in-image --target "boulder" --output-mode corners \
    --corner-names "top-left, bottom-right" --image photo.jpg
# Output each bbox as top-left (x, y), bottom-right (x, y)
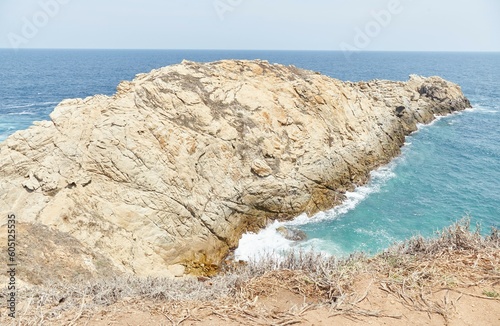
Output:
top-left (276, 226), bottom-right (307, 241)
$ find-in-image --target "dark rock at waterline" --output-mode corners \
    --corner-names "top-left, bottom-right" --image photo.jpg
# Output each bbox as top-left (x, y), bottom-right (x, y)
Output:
top-left (276, 226), bottom-right (307, 241)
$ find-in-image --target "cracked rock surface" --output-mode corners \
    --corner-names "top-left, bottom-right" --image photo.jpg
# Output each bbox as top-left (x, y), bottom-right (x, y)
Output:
top-left (0, 60), bottom-right (470, 280)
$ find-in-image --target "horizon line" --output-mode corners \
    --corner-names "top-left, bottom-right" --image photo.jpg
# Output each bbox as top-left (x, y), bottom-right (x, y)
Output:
top-left (1, 48), bottom-right (500, 53)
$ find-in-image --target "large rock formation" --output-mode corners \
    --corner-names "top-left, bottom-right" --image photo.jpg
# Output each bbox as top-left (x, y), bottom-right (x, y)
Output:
top-left (0, 60), bottom-right (470, 281)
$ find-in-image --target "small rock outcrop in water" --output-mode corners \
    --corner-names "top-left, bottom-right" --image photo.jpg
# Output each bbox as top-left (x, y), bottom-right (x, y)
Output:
top-left (0, 60), bottom-right (470, 281)
top-left (276, 226), bottom-right (307, 241)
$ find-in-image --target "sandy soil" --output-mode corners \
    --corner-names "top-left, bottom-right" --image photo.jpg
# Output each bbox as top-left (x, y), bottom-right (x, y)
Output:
top-left (18, 272), bottom-right (496, 326)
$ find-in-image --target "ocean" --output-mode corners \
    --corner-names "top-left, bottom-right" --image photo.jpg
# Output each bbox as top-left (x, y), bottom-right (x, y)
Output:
top-left (1, 50), bottom-right (499, 260)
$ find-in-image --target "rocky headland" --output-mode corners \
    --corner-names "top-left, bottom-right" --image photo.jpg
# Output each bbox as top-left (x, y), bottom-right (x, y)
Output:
top-left (0, 60), bottom-right (470, 282)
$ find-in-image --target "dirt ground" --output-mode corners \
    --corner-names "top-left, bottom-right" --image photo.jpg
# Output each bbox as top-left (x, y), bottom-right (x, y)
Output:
top-left (7, 271), bottom-right (497, 326)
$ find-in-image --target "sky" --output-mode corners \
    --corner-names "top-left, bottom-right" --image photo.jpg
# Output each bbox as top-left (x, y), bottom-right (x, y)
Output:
top-left (0, 0), bottom-right (499, 51)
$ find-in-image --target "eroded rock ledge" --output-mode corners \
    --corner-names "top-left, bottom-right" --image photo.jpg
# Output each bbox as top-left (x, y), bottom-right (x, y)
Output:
top-left (0, 60), bottom-right (470, 281)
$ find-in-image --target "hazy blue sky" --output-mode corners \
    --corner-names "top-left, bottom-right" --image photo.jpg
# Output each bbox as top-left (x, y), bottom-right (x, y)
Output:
top-left (1, 0), bottom-right (499, 51)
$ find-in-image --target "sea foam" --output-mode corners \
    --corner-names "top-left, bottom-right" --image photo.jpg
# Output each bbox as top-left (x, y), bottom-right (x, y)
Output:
top-left (234, 160), bottom-right (398, 261)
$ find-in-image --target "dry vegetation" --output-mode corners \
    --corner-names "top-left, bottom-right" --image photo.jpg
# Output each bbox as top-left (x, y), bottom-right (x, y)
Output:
top-left (1, 219), bottom-right (499, 325)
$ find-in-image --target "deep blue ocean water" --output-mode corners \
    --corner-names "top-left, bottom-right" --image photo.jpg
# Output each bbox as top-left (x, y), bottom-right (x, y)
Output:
top-left (0, 50), bottom-right (499, 258)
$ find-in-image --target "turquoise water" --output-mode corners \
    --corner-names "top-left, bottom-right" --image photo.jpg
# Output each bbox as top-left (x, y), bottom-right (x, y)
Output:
top-left (293, 107), bottom-right (500, 256)
top-left (0, 50), bottom-right (499, 258)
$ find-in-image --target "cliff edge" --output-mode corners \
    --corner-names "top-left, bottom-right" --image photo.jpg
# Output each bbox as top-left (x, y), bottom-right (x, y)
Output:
top-left (0, 60), bottom-right (470, 281)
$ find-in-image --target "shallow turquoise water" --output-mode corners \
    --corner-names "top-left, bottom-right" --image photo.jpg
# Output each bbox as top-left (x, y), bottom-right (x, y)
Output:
top-left (295, 107), bottom-right (500, 256)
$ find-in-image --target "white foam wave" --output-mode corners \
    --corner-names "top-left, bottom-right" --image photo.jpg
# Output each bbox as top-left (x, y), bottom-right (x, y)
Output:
top-left (1, 101), bottom-right (59, 110)
top-left (466, 102), bottom-right (500, 113)
top-left (234, 221), bottom-right (294, 261)
top-left (296, 164), bottom-right (396, 226)
top-left (7, 111), bottom-right (36, 115)
top-left (234, 223), bottom-right (341, 262)
top-left (234, 162), bottom-right (398, 261)
top-left (472, 105), bottom-right (498, 114)
top-left (415, 113), bottom-right (451, 130)
top-left (413, 107), bottom-right (474, 132)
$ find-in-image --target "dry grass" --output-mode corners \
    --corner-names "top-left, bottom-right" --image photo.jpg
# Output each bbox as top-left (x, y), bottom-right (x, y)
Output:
top-left (371, 219), bottom-right (500, 325)
top-left (2, 218), bottom-right (499, 325)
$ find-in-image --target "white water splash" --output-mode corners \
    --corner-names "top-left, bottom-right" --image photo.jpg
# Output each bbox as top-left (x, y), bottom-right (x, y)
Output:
top-left (234, 161), bottom-right (398, 261)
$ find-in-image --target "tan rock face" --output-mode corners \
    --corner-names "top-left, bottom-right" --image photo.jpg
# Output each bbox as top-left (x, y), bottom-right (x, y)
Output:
top-left (0, 60), bottom-right (470, 281)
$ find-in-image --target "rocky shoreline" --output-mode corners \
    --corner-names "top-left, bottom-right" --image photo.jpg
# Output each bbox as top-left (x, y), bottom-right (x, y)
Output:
top-left (0, 60), bottom-right (470, 281)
